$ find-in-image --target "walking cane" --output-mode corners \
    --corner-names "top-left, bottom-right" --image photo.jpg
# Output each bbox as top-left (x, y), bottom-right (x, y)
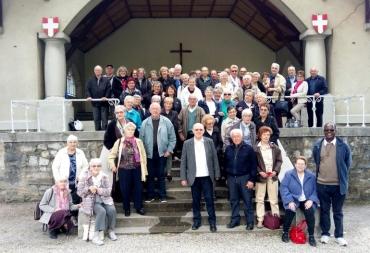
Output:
top-left (86, 193), bottom-right (96, 242)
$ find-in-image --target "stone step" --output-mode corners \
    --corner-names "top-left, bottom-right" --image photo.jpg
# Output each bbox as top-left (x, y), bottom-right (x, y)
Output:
top-left (170, 167), bottom-right (181, 177)
top-left (165, 176), bottom-right (227, 188)
top-left (115, 224), bottom-right (281, 234)
top-left (166, 187), bottom-right (228, 199)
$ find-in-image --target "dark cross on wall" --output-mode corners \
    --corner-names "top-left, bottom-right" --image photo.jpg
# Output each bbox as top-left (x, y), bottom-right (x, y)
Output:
top-left (170, 43), bottom-right (192, 67)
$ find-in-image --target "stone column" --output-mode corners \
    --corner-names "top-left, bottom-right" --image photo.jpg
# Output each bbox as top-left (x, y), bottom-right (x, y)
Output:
top-left (38, 32), bottom-right (70, 98)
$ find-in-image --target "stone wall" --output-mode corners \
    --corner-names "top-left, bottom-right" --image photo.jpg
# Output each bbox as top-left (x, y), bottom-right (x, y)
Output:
top-left (0, 128), bottom-right (369, 202)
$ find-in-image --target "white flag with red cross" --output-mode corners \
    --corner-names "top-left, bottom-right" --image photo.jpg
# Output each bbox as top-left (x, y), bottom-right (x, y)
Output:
top-left (312, 14), bottom-right (328, 34)
top-left (41, 17), bottom-right (59, 37)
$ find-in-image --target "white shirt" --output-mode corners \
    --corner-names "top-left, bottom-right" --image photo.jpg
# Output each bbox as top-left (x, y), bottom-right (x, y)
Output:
top-left (180, 86), bottom-right (203, 108)
top-left (206, 100), bottom-right (216, 115)
top-left (194, 138), bottom-right (209, 177)
top-left (323, 138), bottom-right (336, 146)
top-left (298, 173), bottom-right (306, 201)
top-left (257, 142), bottom-right (273, 172)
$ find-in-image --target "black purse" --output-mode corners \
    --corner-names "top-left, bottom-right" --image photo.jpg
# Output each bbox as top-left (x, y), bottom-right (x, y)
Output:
top-left (274, 94), bottom-right (289, 113)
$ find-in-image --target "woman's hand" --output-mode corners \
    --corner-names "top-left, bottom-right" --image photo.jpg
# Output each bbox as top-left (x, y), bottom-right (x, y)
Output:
top-left (179, 133), bottom-right (185, 142)
top-left (270, 171), bottom-right (277, 177)
top-left (111, 165), bottom-right (117, 173)
top-left (305, 200), bottom-right (313, 209)
top-left (89, 186), bottom-right (97, 194)
top-left (288, 202), bottom-right (296, 211)
top-left (260, 172), bottom-right (268, 178)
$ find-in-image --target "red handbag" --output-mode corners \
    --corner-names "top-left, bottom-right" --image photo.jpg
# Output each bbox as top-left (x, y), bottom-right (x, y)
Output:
top-left (289, 220), bottom-right (307, 244)
top-left (263, 212), bottom-right (281, 230)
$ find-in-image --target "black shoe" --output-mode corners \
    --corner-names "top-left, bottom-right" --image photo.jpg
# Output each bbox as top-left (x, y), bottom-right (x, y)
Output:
top-left (246, 224), bottom-right (254, 230)
top-left (210, 224), bottom-right (217, 233)
top-left (192, 223), bottom-right (201, 230)
top-left (136, 208), bottom-right (145, 215)
top-left (49, 229), bottom-right (58, 239)
top-left (124, 210), bottom-right (131, 217)
top-left (282, 232), bottom-right (290, 243)
top-left (167, 175), bottom-right (172, 182)
top-left (226, 222), bottom-right (240, 229)
top-left (309, 236), bottom-right (317, 247)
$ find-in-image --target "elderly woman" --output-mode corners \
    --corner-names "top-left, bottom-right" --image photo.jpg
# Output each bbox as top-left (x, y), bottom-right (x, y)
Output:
top-left (215, 71), bottom-right (233, 94)
top-left (255, 103), bottom-right (280, 144)
top-left (77, 158), bottom-right (117, 246)
top-left (109, 122), bottom-right (147, 217)
top-left (164, 85), bottom-right (182, 113)
top-left (290, 70), bottom-right (308, 126)
top-left (230, 109), bottom-right (257, 148)
top-left (52, 135), bottom-right (89, 207)
top-left (280, 156), bottom-right (319, 247)
top-left (124, 95), bottom-right (142, 130)
top-left (251, 72), bottom-right (266, 93)
top-left (158, 66), bottom-right (175, 91)
top-left (221, 106), bottom-right (240, 150)
top-left (219, 89), bottom-right (236, 121)
top-left (198, 86), bottom-right (221, 122)
top-left (235, 89), bottom-right (259, 120)
top-left (255, 126), bottom-right (282, 229)
top-left (112, 66), bottom-right (129, 99)
top-left (202, 114), bottom-right (223, 155)
top-left (39, 177), bottom-right (80, 239)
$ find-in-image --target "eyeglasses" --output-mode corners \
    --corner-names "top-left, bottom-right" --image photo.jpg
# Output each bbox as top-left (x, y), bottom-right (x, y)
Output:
top-left (231, 70), bottom-right (238, 73)
top-left (260, 109), bottom-right (268, 111)
top-left (194, 129), bottom-right (204, 131)
top-left (324, 129), bottom-right (335, 132)
top-left (91, 165), bottom-right (102, 168)
top-left (115, 111), bottom-right (124, 114)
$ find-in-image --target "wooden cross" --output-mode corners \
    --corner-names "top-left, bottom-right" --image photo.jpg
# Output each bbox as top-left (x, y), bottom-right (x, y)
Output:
top-left (170, 43), bottom-right (192, 66)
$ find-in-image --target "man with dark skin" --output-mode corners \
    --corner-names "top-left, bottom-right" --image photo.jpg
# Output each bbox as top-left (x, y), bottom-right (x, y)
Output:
top-left (312, 122), bottom-right (352, 247)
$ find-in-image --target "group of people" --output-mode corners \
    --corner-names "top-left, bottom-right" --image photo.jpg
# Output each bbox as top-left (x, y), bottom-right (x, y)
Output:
top-left (37, 62), bottom-right (349, 248)
top-left (86, 63), bottom-right (327, 132)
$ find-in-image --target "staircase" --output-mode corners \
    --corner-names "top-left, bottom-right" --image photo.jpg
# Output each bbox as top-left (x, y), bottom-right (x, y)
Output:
top-left (114, 160), bottom-right (283, 234)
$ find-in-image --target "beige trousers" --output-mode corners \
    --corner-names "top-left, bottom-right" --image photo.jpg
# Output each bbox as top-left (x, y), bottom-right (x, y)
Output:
top-left (255, 178), bottom-right (279, 222)
top-left (290, 103), bottom-right (305, 121)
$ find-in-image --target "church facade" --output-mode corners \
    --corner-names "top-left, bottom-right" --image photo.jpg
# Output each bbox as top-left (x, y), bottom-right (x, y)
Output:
top-left (0, 0), bottom-right (369, 130)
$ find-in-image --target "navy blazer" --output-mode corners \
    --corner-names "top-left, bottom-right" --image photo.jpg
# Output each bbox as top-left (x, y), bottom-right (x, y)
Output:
top-left (280, 169), bottom-right (320, 210)
top-left (305, 75), bottom-right (328, 96)
top-left (86, 76), bottom-right (111, 106)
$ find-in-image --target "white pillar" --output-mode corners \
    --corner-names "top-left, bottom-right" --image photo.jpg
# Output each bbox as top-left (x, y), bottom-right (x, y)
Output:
top-left (38, 32), bottom-right (70, 98)
top-left (299, 29), bottom-right (331, 78)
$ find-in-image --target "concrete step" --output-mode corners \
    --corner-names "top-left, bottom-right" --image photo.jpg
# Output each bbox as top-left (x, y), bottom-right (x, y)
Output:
top-left (166, 187), bottom-right (228, 199)
top-left (115, 224), bottom-right (281, 234)
top-left (166, 177), bottom-right (226, 188)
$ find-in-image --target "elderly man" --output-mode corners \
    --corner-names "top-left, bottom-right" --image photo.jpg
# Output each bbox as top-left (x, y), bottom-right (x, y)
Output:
top-left (265, 62), bottom-right (286, 128)
top-left (228, 64), bottom-right (241, 91)
top-left (306, 67), bottom-right (328, 127)
top-left (180, 77), bottom-right (203, 108)
top-left (196, 66), bottom-right (212, 96)
top-left (235, 74), bottom-right (255, 101)
top-left (180, 123), bottom-right (220, 232)
top-left (173, 64), bottom-right (183, 89)
top-left (178, 94), bottom-right (206, 141)
top-left (135, 68), bottom-right (152, 109)
top-left (239, 67), bottom-right (247, 81)
top-left (86, 65), bottom-right (111, 130)
top-left (140, 103), bottom-right (176, 203)
top-left (224, 129), bottom-right (257, 230)
top-left (210, 69), bottom-right (219, 87)
top-left (119, 77), bottom-right (142, 104)
top-left (285, 65), bottom-right (297, 121)
top-left (230, 109), bottom-right (257, 148)
top-left (312, 122), bottom-right (352, 246)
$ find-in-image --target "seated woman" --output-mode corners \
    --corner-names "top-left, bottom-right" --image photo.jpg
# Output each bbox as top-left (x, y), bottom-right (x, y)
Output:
top-left (78, 158), bottom-right (117, 246)
top-left (280, 156), bottom-right (319, 247)
top-left (108, 122), bottom-right (148, 217)
top-left (39, 177), bottom-right (80, 239)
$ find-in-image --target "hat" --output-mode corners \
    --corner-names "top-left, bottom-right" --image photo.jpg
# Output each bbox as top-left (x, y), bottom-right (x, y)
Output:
top-left (127, 77), bottom-right (136, 83)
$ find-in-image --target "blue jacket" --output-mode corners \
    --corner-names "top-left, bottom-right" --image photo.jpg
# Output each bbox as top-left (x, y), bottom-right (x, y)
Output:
top-left (139, 115), bottom-right (177, 159)
top-left (224, 143), bottom-right (257, 182)
top-left (313, 137), bottom-right (352, 195)
top-left (125, 109), bottom-right (142, 130)
top-left (305, 75), bottom-right (328, 95)
top-left (280, 169), bottom-right (319, 210)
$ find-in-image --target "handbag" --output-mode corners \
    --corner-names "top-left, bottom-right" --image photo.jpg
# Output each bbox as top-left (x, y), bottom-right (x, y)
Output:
top-left (34, 188), bottom-right (53, 220)
top-left (263, 211), bottom-right (281, 230)
top-left (290, 219), bottom-right (307, 244)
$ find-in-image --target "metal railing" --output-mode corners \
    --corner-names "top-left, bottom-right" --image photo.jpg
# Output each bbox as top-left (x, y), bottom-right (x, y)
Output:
top-left (10, 98), bottom-right (119, 133)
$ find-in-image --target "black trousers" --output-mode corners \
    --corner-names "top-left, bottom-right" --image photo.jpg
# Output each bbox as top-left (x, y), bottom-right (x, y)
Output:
top-left (118, 168), bottom-right (143, 211)
top-left (191, 176), bottom-right (216, 226)
top-left (92, 105), bottom-right (108, 130)
top-left (69, 184), bottom-right (81, 217)
top-left (307, 100), bottom-right (324, 127)
top-left (283, 201), bottom-right (315, 236)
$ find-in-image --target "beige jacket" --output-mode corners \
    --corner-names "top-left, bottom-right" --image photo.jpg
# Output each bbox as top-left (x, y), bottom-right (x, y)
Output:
top-left (108, 137), bottom-right (148, 182)
top-left (290, 81), bottom-right (308, 104)
top-left (270, 73), bottom-right (286, 102)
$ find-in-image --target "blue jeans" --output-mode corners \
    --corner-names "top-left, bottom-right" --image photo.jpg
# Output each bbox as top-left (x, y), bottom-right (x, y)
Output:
top-left (317, 183), bottom-right (346, 238)
top-left (227, 175), bottom-right (254, 225)
top-left (191, 176), bottom-right (216, 226)
top-left (147, 151), bottom-right (167, 199)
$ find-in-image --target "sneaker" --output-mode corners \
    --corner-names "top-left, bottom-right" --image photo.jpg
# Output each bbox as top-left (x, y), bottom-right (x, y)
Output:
top-left (99, 230), bottom-right (104, 241)
top-left (257, 221), bottom-right (263, 229)
top-left (92, 235), bottom-right (104, 246)
top-left (320, 235), bottom-right (330, 244)
top-left (160, 198), bottom-right (167, 203)
top-left (335, 237), bottom-right (348, 246)
top-left (108, 230), bottom-right (117, 241)
top-left (145, 198), bottom-right (155, 203)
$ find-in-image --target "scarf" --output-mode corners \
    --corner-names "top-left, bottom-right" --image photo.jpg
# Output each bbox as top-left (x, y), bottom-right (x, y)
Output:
top-left (53, 184), bottom-right (69, 211)
top-left (292, 80), bottom-right (303, 94)
top-left (221, 99), bottom-right (233, 120)
top-left (92, 172), bottom-right (103, 187)
top-left (124, 137), bottom-right (141, 163)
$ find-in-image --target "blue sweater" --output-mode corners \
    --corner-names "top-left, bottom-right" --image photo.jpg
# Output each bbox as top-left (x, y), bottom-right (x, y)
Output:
top-left (280, 169), bottom-right (319, 210)
top-left (312, 137), bottom-right (352, 195)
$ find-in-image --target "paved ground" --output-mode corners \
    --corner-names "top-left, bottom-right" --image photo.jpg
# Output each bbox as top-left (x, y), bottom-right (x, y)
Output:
top-left (0, 203), bottom-right (369, 253)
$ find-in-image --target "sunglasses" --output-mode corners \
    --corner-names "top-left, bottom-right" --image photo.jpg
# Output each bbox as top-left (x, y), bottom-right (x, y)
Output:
top-left (324, 129), bottom-right (335, 132)
top-left (231, 70), bottom-right (238, 73)
top-left (224, 93), bottom-right (231, 96)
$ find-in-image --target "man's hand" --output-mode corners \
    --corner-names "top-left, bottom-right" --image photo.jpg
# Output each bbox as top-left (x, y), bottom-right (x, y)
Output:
top-left (288, 202), bottom-right (296, 211)
top-left (314, 92), bottom-right (320, 98)
top-left (246, 181), bottom-right (254, 189)
top-left (86, 97), bottom-right (92, 101)
top-left (102, 97), bottom-right (108, 101)
top-left (163, 151), bottom-right (171, 157)
top-left (305, 200), bottom-right (313, 210)
top-left (181, 180), bottom-right (188, 187)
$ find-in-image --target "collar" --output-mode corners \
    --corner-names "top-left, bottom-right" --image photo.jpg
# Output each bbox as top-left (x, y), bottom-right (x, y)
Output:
top-left (324, 138), bottom-right (336, 146)
top-left (194, 137), bottom-right (204, 143)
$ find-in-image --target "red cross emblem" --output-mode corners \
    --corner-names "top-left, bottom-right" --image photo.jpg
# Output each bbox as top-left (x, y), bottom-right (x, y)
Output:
top-left (41, 17), bottom-right (59, 37)
top-left (312, 14), bottom-right (328, 34)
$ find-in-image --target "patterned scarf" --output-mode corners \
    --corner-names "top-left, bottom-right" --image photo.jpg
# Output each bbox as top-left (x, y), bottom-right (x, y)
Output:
top-left (123, 137), bottom-right (141, 163)
top-left (292, 80), bottom-right (303, 94)
top-left (53, 184), bottom-right (69, 211)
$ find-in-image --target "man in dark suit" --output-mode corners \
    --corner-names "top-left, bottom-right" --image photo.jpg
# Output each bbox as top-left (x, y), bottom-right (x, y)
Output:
top-left (86, 65), bottom-right (111, 130)
top-left (285, 65), bottom-right (297, 121)
top-left (306, 67), bottom-right (328, 127)
top-left (180, 123), bottom-right (220, 232)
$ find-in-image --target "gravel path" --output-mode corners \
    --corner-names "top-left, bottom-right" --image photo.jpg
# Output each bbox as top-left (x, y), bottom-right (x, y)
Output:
top-left (0, 203), bottom-right (369, 253)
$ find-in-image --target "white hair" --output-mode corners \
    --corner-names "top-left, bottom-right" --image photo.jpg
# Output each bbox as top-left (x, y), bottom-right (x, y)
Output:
top-left (192, 122), bottom-right (204, 130)
top-left (124, 122), bottom-right (137, 131)
top-left (271, 62), bottom-right (280, 70)
top-left (242, 74), bottom-right (252, 81)
top-left (94, 65), bottom-right (103, 71)
top-left (66, 135), bottom-right (78, 143)
top-left (89, 158), bottom-right (102, 167)
top-left (242, 108), bottom-right (253, 117)
top-left (230, 128), bottom-right (243, 138)
top-left (174, 64), bottom-right (182, 70)
top-left (115, 105), bottom-right (126, 113)
top-left (124, 95), bottom-right (134, 103)
top-left (151, 95), bottom-right (161, 103)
